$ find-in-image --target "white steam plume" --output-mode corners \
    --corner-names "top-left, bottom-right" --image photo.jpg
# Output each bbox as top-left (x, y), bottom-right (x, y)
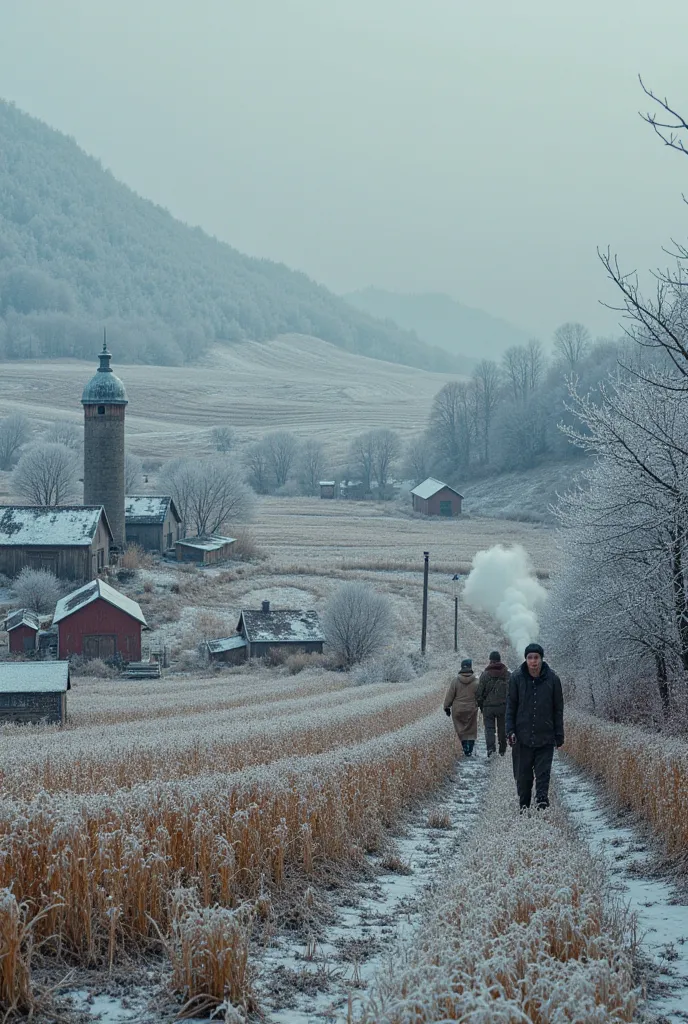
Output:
top-left (463, 544), bottom-right (547, 655)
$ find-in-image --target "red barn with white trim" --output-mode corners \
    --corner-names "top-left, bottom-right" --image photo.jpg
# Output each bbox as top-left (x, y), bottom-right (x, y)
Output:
top-left (53, 579), bottom-right (148, 662)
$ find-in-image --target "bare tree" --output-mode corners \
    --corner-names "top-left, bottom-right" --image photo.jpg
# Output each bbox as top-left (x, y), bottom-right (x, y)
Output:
top-left (553, 323), bottom-right (591, 371)
top-left (370, 429), bottom-right (401, 494)
top-left (13, 567), bottom-right (61, 614)
top-left (48, 421), bottom-right (82, 452)
top-left (428, 381), bottom-right (474, 471)
top-left (243, 441), bottom-right (271, 494)
top-left (12, 442), bottom-right (80, 505)
top-left (0, 413), bottom-right (32, 470)
top-left (264, 431), bottom-right (299, 489)
top-left (162, 457), bottom-right (256, 537)
top-left (125, 453), bottom-right (144, 492)
top-left (526, 339), bottom-right (545, 391)
top-left (298, 439), bottom-right (326, 496)
top-left (323, 582), bottom-right (393, 667)
top-left (472, 359), bottom-right (501, 463)
top-left (403, 433), bottom-right (432, 485)
top-left (349, 431), bottom-right (377, 493)
top-left (210, 426), bottom-right (235, 453)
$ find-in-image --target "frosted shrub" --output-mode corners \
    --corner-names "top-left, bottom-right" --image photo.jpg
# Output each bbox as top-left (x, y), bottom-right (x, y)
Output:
top-left (119, 543), bottom-right (151, 570)
top-left (13, 567), bottom-right (60, 614)
top-left (324, 582), bottom-right (393, 667)
top-left (353, 652), bottom-right (414, 686)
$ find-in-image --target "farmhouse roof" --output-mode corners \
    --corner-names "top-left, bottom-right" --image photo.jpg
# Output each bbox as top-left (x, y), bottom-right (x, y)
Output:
top-left (237, 608), bottom-right (325, 644)
top-left (319, 481), bottom-right (336, 487)
top-left (3, 609), bottom-right (40, 633)
top-left (0, 506), bottom-right (113, 547)
top-left (81, 343), bottom-right (128, 405)
top-left (206, 635), bottom-right (248, 654)
top-left (53, 579), bottom-right (148, 627)
top-left (411, 477), bottom-right (463, 500)
top-left (125, 495), bottom-right (180, 525)
top-left (0, 661), bottom-right (71, 694)
top-left (176, 535), bottom-right (236, 552)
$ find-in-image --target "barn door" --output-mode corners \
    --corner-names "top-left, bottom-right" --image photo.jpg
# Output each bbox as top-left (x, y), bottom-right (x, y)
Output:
top-left (83, 635), bottom-right (116, 660)
top-left (439, 500), bottom-right (453, 517)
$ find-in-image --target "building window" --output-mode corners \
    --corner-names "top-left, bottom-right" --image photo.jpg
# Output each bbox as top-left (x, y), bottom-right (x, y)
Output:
top-left (97, 548), bottom-right (105, 569)
top-left (97, 405), bottom-right (105, 415)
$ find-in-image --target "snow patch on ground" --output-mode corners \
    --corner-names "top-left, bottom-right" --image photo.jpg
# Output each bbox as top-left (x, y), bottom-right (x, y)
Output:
top-left (255, 747), bottom-right (489, 1023)
top-left (558, 758), bottom-right (688, 1024)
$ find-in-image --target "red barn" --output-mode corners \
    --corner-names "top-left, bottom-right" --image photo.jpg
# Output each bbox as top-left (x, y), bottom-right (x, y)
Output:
top-left (4, 609), bottom-right (40, 655)
top-left (53, 579), bottom-right (148, 663)
top-left (411, 477), bottom-right (463, 517)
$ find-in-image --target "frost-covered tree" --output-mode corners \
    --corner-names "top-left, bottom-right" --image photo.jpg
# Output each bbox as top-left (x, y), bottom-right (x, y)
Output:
top-left (47, 421), bottom-right (82, 452)
top-left (323, 582), bottom-right (393, 667)
top-left (243, 441), bottom-right (271, 495)
top-left (210, 426), bottom-right (234, 454)
top-left (14, 567), bottom-right (61, 614)
top-left (12, 442), bottom-right (80, 505)
top-left (0, 413), bottom-right (32, 470)
top-left (370, 429), bottom-right (401, 494)
top-left (162, 457), bottom-right (255, 537)
top-left (264, 432), bottom-right (299, 489)
top-left (553, 322), bottom-right (591, 370)
top-left (297, 439), bottom-right (325, 496)
top-left (125, 453), bottom-right (144, 492)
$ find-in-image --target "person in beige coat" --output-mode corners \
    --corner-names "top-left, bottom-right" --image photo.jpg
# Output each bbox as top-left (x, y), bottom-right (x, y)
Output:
top-left (444, 658), bottom-right (479, 756)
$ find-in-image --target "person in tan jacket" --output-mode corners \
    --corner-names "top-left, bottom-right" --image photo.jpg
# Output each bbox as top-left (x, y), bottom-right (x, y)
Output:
top-left (444, 658), bottom-right (479, 756)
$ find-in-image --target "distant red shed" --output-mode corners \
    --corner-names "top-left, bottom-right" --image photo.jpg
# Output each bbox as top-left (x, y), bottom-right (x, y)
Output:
top-left (4, 609), bottom-right (40, 655)
top-left (53, 579), bottom-right (148, 662)
top-left (411, 477), bottom-right (463, 517)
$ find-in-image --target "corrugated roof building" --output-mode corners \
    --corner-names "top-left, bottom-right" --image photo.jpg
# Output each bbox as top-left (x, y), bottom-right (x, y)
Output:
top-left (0, 505), bottom-right (113, 580)
top-left (411, 478), bottom-right (463, 517)
top-left (175, 535), bottom-right (236, 566)
top-left (0, 661), bottom-right (71, 725)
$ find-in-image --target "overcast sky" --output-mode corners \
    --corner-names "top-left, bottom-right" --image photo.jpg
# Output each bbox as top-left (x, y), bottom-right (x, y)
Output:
top-left (1, 0), bottom-right (687, 337)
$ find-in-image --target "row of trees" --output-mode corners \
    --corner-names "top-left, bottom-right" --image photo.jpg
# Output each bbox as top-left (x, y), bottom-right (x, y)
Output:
top-left (544, 80), bottom-right (688, 726)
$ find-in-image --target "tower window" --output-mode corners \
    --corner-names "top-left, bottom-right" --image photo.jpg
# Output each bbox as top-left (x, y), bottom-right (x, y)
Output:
top-left (97, 405), bottom-right (105, 415)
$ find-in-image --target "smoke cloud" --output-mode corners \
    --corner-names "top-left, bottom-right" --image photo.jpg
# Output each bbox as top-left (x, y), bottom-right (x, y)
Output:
top-left (463, 544), bottom-right (547, 655)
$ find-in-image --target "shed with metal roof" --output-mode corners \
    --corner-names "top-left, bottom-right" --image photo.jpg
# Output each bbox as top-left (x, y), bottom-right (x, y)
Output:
top-left (206, 634), bottom-right (248, 665)
top-left (54, 578), bottom-right (148, 663)
top-left (410, 478), bottom-right (463, 517)
top-left (0, 661), bottom-right (71, 725)
top-left (175, 535), bottom-right (236, 565)
top-left (3, 608), bottom-right (40, 655)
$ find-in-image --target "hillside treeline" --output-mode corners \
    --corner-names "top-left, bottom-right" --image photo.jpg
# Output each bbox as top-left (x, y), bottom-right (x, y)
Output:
top-left (0, 100), bottom-right (455, 371)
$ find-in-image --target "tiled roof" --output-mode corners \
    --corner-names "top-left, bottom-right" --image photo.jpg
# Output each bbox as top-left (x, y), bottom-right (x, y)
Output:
top-left (238, 609), bottom-right (324, 644)
top-left (4, 609), bottom-right (40, 632)
top-left (411, 477), bottom-right (463, 500)
top-left (0, 661), bottom-right (70, 693)
top-left (53, 579), bottom-right (147, 626)
top-left (125, 496), bottom-right (177, 525)
top-left (0, 506), bottom-right (111, 546)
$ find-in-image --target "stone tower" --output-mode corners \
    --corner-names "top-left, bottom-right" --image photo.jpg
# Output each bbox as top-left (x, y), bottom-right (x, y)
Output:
top-left (82, 339), bottom-right (128, 550)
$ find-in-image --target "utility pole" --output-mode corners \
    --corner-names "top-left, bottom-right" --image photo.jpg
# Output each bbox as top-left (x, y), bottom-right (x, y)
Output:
top-left (421, 551), bottom-right (429, 654)
top-left (452, 574), bottom-right (460, 653)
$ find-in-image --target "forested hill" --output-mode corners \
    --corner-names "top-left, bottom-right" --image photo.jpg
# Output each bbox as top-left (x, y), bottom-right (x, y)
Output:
top-left (0, 100), bottom-right (457, 371)
top-left (345, 288), bottom-right (531, 363)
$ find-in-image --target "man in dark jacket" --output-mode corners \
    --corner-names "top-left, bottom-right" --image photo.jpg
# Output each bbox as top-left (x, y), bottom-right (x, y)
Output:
top-left (506, 642), bottom-right (564, 810)
top-left (476, 650), bottom-right (509, 757)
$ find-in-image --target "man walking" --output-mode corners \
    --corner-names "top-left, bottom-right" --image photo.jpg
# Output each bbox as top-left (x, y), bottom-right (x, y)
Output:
top-left (476, 650), bottom-right (509, 757)
top-left (506, 643), bottom-right (564, 810)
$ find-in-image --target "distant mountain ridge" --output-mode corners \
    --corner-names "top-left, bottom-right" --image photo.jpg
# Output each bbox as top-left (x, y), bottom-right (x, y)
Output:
top-left (344, 288), bottom-right (532, 364)
top-left (0, 100), bottom-right (459, 372)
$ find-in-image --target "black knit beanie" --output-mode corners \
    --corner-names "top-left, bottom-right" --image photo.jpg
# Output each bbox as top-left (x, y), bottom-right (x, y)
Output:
top-left (489, 650), bottom-right (501, 662)
top-left (460, 658), bottom-right (473, 672)
top-left (524, 643), bottom-right (544, 658)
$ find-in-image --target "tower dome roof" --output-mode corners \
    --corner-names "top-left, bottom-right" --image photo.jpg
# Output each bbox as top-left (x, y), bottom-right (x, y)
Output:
top-left (81, 341), bottom-right (128, 405)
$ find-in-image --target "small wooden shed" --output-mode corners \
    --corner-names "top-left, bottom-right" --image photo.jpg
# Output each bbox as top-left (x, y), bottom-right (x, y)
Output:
top-left (175, 535), bottom-right (236, 565)
top-left (0, 505), bottom-right (113, 580)
top-left (411, 478), bottom-right (463, 517)
top-left (206, 635), bottom-right (249, 665)
top-left (237, 600), bottom-right (325, 659)
top-left (0, 661), bottom-right (71, 725)
top-left (4, 609), bottom-right (40, 655)
top-left (125, 496), bottom-right (182, 554)
top-left (319, 481), bottom-right (336, 499)
top-left (53, 578), bottom-right (148, 662)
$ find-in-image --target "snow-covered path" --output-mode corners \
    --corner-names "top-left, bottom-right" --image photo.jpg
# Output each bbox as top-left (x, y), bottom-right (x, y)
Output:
top-left (254, 747), bottom-right (489, 1024)
top-left (557, 758), bottom-right (688, 1024)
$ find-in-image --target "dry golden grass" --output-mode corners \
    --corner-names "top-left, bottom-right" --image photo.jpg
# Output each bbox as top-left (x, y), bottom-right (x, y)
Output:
top-left (118, 543), bottom-right (153, 570)
top-left (564, 710), bottom-right (688, 858)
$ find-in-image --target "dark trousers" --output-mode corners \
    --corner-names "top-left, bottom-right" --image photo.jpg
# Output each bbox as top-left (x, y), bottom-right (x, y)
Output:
top-left (483, 710), bottom-right (506, 755)
top-left (517, 744), bottom-right (555, 809)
